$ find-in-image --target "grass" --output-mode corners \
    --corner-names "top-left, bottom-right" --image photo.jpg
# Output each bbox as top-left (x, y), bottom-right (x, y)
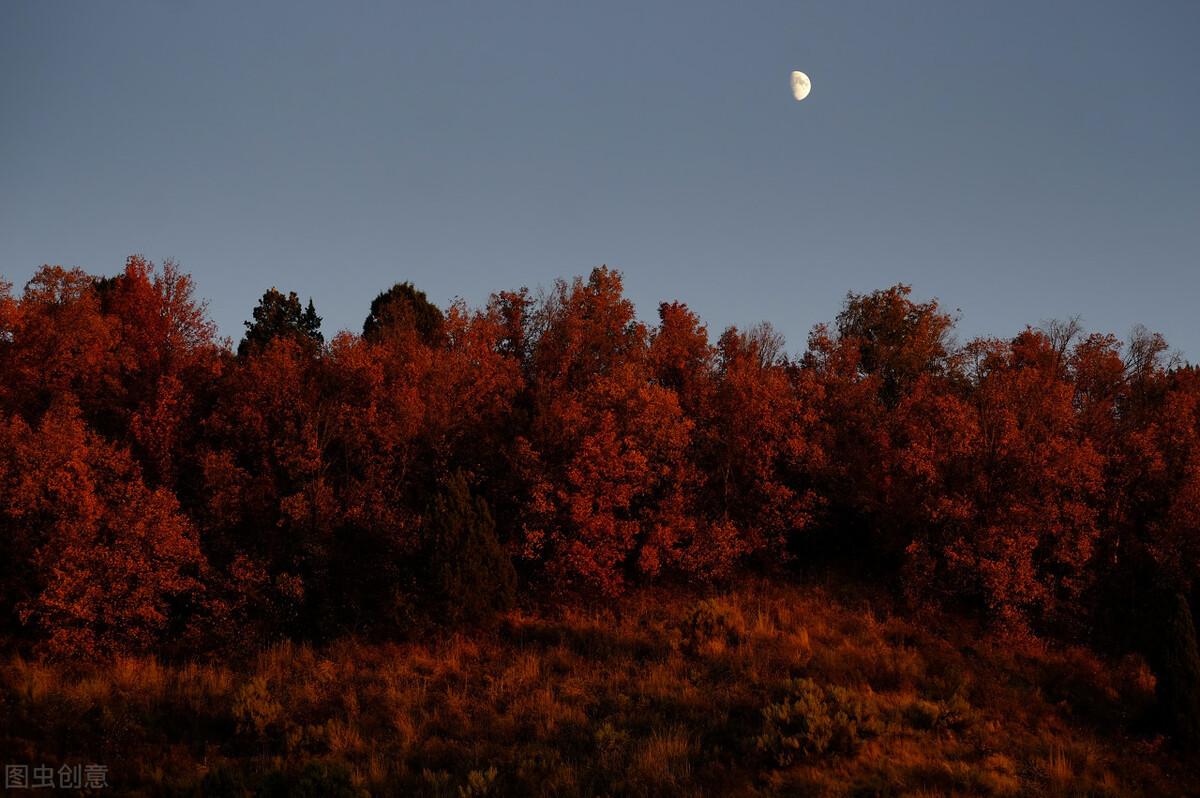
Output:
top-left (0, 578), bottom-right (1193, 796)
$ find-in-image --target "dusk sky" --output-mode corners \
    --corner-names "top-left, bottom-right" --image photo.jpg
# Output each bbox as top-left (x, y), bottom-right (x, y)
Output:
top-left (3, 0), bottom-right (1197, 357)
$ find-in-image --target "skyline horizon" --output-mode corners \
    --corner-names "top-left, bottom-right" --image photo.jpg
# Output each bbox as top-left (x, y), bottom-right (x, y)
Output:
top-left (4, 253), bottom-right (1192, 363)
top-left (4, 0), bottom-right (1197, 359)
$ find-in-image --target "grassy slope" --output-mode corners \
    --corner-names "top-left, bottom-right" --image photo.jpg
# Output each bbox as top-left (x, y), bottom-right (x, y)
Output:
top-left (1, 579), bottom-right (1195, 797)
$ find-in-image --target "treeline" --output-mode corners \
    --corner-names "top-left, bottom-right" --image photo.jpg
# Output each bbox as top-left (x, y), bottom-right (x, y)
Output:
top-left (1, 258), bottom-right (1198, 681)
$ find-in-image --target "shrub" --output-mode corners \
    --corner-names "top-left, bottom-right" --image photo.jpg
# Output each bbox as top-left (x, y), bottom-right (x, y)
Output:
top-left (198, 765), bottom-right (249, 798)
top-left (458, 767), bottom-right (499, 797)
top-left (903, 695), bottom-right (972, 732)
top-left (682, 597), bottom-right (745, 653)
top-left (756, 678), bottom-right (882, 766)
top-left (259, 762), bottom-right (366, 798)
top-left (233, 676), bottom-right (283, 740)
top-left (594, 720), bottom-right (631, 770)
top-left (1036, 646), bottom-right (1156, 728)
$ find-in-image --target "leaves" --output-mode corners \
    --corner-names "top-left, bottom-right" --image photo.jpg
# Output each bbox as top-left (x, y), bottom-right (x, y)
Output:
top-left (0, 260), bottom-right (1197, 660)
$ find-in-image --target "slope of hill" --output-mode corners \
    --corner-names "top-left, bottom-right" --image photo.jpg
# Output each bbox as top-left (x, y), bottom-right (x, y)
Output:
top-left (2, 579), bottom-right (1192, 797)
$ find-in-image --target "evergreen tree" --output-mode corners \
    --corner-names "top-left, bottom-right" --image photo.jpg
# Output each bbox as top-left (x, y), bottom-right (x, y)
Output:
top-left (238, 288), bottom-right (323, 356)
top-left (1153, 591), bottom-right (1200, 751)
top-left (362, 282), bottom-right (444, 345)
top-left (426, 472), bottom-right (516, 624)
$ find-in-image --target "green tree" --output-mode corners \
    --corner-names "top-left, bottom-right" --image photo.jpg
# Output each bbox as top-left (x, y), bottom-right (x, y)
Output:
top-left (238, 288), bottom-right (323, 356)
top-left (1152, 591), bottom-right (1200, 751)
top-left (426, 472), bottom-right (517, 623)
top-left (362, 281), bottom-right (444, 345)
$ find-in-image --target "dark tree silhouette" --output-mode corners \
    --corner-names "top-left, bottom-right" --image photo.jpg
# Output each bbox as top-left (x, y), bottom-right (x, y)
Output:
top-left (426, 471), bottom-right (516, 624)
top-left (362, 281), bottom-right (444, 345)
top-left (1151, 591), bottom-right (1200, 751)
top-left (239, 288), bottom-right (323, 356)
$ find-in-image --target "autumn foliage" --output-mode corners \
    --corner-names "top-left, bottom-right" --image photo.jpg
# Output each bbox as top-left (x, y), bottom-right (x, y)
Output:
top-left (1, 257), bottom-right (1198, 689)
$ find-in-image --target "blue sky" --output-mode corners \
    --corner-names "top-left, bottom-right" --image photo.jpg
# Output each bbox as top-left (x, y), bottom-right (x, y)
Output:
top-left (2, 1), bottom-right (1197, 356)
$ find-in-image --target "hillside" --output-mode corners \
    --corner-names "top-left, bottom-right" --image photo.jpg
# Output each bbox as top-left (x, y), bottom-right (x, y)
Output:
top-left (3, 579), bottom-right (1193, 797)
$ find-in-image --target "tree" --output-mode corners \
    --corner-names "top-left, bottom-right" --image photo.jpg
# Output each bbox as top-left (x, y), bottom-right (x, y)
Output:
top-left (0, 278), bottom-right (15, 343)
top-left (362, 281), bottom-right (444, 345)
top-left (238, 288), bottom-right (323, 356)
top-left (200, 336), bottom-right (333, 636)
top-left (650, 302), bottom-right (714, 405)
top-left (97, 256), bottom-right (219, 369)
top-left (803, 286), bottom-right (959, 564)
top-left (320, 301), bottom-right (523, 632)
top-left (903, 331), bottom-right (1103, 631)
top-left (518, 268), bottom-right (694, 594)
top-left (0, 402), bottom-right (206, 656)
top-left (96, 256), bottom-right (223, 486)
top-left (695, 324), bottom-right (818, 572)
top-left (1098, 364), bottom-right (1200, 670)
top-left (425, 472), bottom-right (517, 624)
top-left (833, 284), bottom-right (956, 407)
top-left (0, 266), bottom-right (121, 422)
top-left (1150, 590), bottom-right (1200, 750)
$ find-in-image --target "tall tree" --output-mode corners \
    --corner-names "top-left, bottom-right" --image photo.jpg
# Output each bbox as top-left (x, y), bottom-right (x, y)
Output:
top-left (834, 284), bottom-right (956, 407)
top-left (238, 288), bottom-right (323, 356)
top-left (517, 267), bottom-right (693, 594)
top-left (425, 471), bottom-right (517, 624)
top-left (362, 281), bottom-right (444, 345)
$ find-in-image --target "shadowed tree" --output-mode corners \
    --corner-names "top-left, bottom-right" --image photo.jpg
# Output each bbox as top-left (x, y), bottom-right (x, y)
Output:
top-left (425, 471), bottom-right (517, 624)
top-left (1151, 590), bottom-right (1200, 751)
top-left (362, 282), bottom-right (444, 345)
top-left (239, 288), bottom-right (323, 356)
top-left (802, 286), bottom-right (959, 566)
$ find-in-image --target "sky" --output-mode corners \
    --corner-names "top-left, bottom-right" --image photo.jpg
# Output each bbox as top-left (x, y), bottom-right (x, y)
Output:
top-left (2, 1), bottom-right (1198, 358)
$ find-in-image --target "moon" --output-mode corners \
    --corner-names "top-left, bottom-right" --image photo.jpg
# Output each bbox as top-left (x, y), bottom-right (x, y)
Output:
top-left (791, 71), bottom-right (811, 102)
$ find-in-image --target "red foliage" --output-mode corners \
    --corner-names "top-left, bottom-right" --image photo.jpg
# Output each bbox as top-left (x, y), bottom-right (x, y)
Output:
top-left (0, 266), bottom-right (123, 420)
top-left (0, 402), bottom-right (204, 656)
top-left (902, 332), bottom-right (1104, 630)
top-left (1, 258), bottom-right (1198, 655)
top-left (516, 268), bottom-right (694, 594)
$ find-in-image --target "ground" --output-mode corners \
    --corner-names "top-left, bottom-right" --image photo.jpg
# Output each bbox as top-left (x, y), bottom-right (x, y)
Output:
top-left (1, 578), bottom-right (1194, 797)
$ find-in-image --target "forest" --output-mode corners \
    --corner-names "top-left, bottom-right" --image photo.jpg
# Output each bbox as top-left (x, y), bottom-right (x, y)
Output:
top-left (1, 256), bottom-right (1198, 796)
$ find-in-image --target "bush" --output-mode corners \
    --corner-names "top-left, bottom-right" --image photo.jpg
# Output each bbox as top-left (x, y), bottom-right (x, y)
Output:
top-left (259, 762), bottom-right (366, 798)
top-left (903, 695), bottom-right (972, 731)
top-left (198, 765), bottom-right (249, 798)
top-left (233, 676), bottom-right (283, 740)
top-left (458, 767), bottom-right (499, 797)
top-left (756, 678), bottom-right (882, 765)
top-left (593, 720), bottom-right (631, 770)
top-left (681, 598), bottom-right (745, 653)
top-left (427, 472), bottom-right (517, 625)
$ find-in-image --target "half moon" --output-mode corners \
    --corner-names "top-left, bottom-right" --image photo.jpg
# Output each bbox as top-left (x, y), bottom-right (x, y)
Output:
top-left (791, 71), bottom-right (811, 101)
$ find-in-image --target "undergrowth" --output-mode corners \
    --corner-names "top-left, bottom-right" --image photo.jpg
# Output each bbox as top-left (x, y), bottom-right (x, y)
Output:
top-left (0, 580), bottom-right (1190, 797)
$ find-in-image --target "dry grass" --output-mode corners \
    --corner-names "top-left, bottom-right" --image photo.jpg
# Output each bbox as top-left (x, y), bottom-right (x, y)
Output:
top-left (0, 579), bottom-right (1192, 796)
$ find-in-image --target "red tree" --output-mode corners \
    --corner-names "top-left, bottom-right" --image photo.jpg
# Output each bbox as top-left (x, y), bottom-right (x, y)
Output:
top-left (0, 402), bottom-right (205, 656)
top-left (517, 268), bottom-right (694, 594)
